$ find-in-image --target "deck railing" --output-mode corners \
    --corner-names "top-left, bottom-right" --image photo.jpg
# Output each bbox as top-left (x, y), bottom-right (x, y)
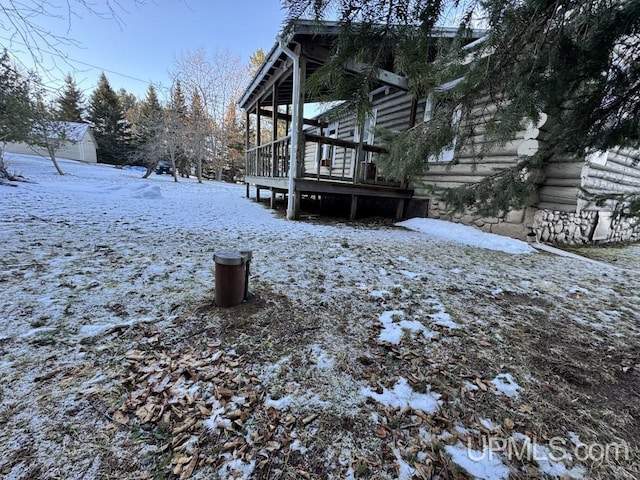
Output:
top-left (245, 133), bottom-right (401, 187)
top-left (245, 136), bottom-right (291, 177)
top-left (302, 133), bottom-right (396, 185)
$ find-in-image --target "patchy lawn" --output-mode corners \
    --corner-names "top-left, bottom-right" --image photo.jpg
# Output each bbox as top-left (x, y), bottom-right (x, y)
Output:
top-left (0, 154), bottom-right (638, 480)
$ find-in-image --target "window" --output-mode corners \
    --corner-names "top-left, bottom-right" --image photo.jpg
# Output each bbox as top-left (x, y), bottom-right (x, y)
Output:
top-left (424, 94), bottom-right (462, 164)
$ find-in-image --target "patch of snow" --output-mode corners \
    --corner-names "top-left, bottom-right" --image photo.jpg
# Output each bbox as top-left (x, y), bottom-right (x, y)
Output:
top-left (378, 310), bottom-right (437, 344)
top-left (204, 406), bottom-right (232, 431)
top-left (479, 418), bottom-right (498, 431)
top-left (445, 442), bottom-right (510, 480)
top-left (397, 218), bottom-right (536, 255)
top-left (399, 269), bottom-right (422, 279)
top-left (360, 377), bottom-right (441, 413)
top-left (426, 298), bottom-right (459, 329)
top-left (264, 395), bottom-right (294, 410)
top-left (370, 289), bottom-right (391, 298)
top-left (21, 326), bottom-right (58, 338)
top-left (567, 432), bottom-right (581, 447)
top-left (568, 286), bottom-right (589, 295)
top-left (217, 454), bottom-right (255, 480)
top-left (290, 439), bottom-right (308, 454)
top-left (310, 344), bottom-right (334, 370)
top-left (513, 433), bottom-right (586, 479)
top-left (491, 373), bottom-right (521, 398)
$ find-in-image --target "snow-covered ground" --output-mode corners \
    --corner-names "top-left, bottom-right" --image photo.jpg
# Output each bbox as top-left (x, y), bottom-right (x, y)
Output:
top-left (1, 154), bottom-right (638, 479)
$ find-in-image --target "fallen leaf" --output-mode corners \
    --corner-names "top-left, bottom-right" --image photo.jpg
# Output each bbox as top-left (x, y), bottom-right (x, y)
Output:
top-left (302, 414), bottom-right (318, 425)
top-left (518, 404), bottom-right (533, 414)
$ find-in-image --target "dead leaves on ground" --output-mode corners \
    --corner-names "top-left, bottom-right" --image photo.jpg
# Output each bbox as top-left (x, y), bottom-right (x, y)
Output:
top-left (110, 343), bottom-right (324, 479)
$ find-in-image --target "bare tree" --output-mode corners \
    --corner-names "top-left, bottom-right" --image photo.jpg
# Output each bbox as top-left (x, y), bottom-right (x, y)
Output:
top-left (171, 48), bottom-right (248, 180)
top-left (31, 96), bottom-right (66, 175)
top-left (1, 1), bottom-right (147, 74)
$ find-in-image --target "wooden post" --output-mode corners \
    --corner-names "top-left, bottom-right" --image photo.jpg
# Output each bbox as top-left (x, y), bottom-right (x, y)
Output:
top-left (315, 136), bottom-right (322, 180)
top-left (246, 182), bottom-right (250, 198)
top-left (245, 109), bottom-right (250, 175)
top-left (294, 190), bottom-right (301, 219)
top-left (256, 187), bottom-right (261, 202)
top-left (270, 189), bottom-right (276, 209)
top-left (350, 194), bottom-right (358, 220)
top-left (272, 83), bottom-right (278, 177)
top-left (396, 199), bottom-right (406, 220)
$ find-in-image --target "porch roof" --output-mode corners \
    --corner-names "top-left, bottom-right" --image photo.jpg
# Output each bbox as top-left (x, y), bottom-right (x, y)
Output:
top-left (238, 19), bottom-right (486, 110)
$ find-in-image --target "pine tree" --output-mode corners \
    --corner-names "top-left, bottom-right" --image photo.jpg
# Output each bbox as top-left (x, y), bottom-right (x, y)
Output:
top-left (0, 50), bottom-right (34, 180)
top-left (167, 80), bottom-right (189, 178)
top-left (88, 72), bottom-right (129, 165)
top-left (136, 84), bottom-right (167, 177)
top-left (55, 74), bottom-right (84, 122)
top-left (187, 90), bottom-right (208, 183)
top-left (248, 48), bottom-right (266, 77)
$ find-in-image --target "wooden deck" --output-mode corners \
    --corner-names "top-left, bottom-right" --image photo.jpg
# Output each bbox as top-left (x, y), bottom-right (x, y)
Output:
top-left (245, 175), bottom-right (413, 220)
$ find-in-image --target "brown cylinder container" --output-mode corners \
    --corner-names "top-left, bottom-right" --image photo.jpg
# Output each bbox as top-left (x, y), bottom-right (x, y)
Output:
top-left (213, 250), bottom-right (247, 307)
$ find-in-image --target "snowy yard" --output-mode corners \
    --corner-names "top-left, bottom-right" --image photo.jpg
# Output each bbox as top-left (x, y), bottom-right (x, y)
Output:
top-left (1, 154), bottom-right (639, 480)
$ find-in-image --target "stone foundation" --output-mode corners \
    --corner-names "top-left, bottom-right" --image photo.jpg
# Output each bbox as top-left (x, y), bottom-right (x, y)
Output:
top-left (425, 197), bottom-right (640, 245)
top-left (427, 198), bottom-right (533, 240)
top-left (532, 209), bottom-right (640, 245)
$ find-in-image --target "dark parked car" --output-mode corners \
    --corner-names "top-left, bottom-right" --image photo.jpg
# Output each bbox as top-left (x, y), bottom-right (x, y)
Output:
top-left (155, 161), bottom-right (172, 175)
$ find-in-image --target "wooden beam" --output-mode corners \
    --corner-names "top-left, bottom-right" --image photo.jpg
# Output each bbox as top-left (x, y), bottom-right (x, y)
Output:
top-left (344, 60), bottom-right (409, 90)
top-left (258, 108), bottom-right (327, 128)
top-left (304, 133), bottom-right (387, 154)
top-left (296, 179), bottom-right (413, 199)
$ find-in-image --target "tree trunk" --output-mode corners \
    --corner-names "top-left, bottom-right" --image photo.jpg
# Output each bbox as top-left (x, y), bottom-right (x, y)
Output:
top-left (0, 149), bottom-right (18, 181)
top-left (47, 145), bottom-right (65, 175)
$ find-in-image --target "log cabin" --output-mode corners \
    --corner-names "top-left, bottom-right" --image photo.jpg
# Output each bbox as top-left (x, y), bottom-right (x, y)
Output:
top-left (239, 20), bottom-right (640, 245)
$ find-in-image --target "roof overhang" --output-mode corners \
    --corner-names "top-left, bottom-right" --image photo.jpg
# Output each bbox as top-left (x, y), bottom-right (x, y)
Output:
top-left (238, 19), bottom-right (487, 110)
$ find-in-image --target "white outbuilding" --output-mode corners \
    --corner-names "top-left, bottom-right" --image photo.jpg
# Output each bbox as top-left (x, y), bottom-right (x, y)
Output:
top-left (3, 122), bottom-right (98, 164)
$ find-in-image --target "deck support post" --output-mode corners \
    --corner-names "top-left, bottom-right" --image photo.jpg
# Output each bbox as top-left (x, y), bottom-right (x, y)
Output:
top-left (270, 189), bottom-right (276, 209)
top-left (294, 191), bottom-right (301, 218)
top-left (396, 199), bottom-right (406, 220)
top-left (246, 183), bottom-right (250, 198)
top-left (256, 187), bottom-right (261, 202)
top-left (280, 39), bottom-right (303, 220)
top-left (350, 195), bottom-right (358, 220)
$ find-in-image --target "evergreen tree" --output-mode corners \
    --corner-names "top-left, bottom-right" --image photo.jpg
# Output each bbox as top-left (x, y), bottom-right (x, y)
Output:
top-left (55, 74), bottom-right (84, 122)
top-left (136, 84), bottom-right (167, 177)
top-left (284, 0), bottom-right (640, 214)
top-left (0, 50), bottom-right (34, 180)
top-left (187, 90), bottom-right (208, 183)
top-left (248, 48), bottom-right (266, 77)
top-left (139, 85), bottom-right (162, 135)
top-left (88, 72), bottom-right (128, 165)
top-left (171, 80), bottom-right (187, 119)
top-left (118, 88), bottom-right (139, 125)
top-left (167, 80), bottom-right (189, 178)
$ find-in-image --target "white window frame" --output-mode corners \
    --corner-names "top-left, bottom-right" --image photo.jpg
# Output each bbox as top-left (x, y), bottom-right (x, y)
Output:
top-left (424, 77), bottom-right (464, 164)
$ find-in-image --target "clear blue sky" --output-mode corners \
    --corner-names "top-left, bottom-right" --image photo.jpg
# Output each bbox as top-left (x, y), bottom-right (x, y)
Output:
top-left (4, 0), bottom-right (288, 100)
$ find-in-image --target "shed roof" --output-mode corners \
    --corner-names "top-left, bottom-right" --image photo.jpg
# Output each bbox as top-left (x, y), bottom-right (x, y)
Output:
top-left (46, 122), bottom-right (91, 142)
